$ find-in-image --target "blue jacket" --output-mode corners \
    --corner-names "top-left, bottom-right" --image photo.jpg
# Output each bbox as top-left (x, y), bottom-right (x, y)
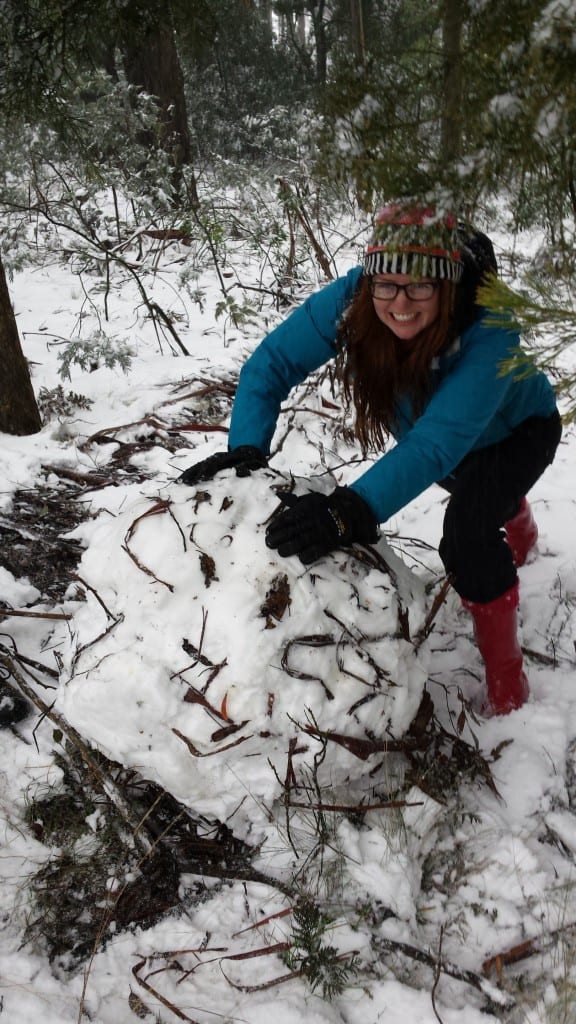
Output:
top-left (228, 266), bottom-right (557, 523)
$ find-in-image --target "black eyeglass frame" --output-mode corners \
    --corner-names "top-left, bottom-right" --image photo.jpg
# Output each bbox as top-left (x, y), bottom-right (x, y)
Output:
top-left (369, 279), bottom-right (439, 301)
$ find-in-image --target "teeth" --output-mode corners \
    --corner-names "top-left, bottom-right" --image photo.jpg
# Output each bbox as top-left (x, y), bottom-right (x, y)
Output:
top-left (391, 314), bottom-right (417, 322)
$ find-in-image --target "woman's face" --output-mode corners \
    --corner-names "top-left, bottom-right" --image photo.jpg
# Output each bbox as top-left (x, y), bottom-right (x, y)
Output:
top-left (371, 273), bottom-right (441, 341)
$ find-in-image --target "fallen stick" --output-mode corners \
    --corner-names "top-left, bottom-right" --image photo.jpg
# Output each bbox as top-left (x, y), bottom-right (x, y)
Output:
top-left (483, 920), bottom-right (576, 980)
top-left (0, 608), bottom-right (72, 620)
top-left (376, 936), bottom-right (516, 1011)
top-left (0, 651), bottom-right (154, 858)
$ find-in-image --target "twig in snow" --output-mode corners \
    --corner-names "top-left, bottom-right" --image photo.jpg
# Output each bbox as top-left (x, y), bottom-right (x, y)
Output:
top-left (374, 935), bottom-right (516, 1012)
top-left (280, 635), bottom-right (335, 700)
top-left (122, 499), bottom-right (176, 591)
top-left (179, 624), bottom-right (229, 692)
top-left (483, 919), bottom-right (576, 981)
top-left (431, 925), bottom-right (445, 1024)
top-left (132, 957), bottom-right (203, 1023)
top-left (0, 608), bottom-right (72, 621)
top-left (0, 651), bottom-right (154, 859)
top-left (41, 463), bottom-right (115, 488)
top-left (172, 726), bottom-right (251, 758)
top-left (70, 577), bottom-right (124, 670)
top-left (231, 906), bottom-right (294, 938)
top-left (416, 576), bottom-right (454, 646)
top-left (285, 799), bottom-right (424, 813)
top-left (219, 961), bottom-right (300, 992)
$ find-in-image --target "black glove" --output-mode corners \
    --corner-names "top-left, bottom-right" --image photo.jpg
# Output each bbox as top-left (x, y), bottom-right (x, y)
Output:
top-left (178, 445), bottom-right (267, 485)
top-left (265, 486), bottom-right (379, 564)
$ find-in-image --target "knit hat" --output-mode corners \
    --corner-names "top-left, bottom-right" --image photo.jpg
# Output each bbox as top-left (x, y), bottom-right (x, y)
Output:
top-left (364, 204), bottom-right (464, 282)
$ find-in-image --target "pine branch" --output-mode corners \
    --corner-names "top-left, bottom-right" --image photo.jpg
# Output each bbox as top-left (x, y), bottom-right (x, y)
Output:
top-left (477, 276), bottom-right (576, 418)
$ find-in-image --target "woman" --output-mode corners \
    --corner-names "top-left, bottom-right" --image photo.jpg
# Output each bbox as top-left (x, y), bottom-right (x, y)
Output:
top-left (179, 204), bottom-right (561, 716)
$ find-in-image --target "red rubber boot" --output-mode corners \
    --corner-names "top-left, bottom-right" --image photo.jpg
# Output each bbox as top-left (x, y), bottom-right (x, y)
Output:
top-left (505, 498), bottom-right (538, 567)
top-left (462, 582), bottom-right (529, 715)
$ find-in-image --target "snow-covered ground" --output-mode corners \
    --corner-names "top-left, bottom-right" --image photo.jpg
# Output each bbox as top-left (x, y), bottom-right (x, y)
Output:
top-left (1, 213), bottom-right (575, 1024)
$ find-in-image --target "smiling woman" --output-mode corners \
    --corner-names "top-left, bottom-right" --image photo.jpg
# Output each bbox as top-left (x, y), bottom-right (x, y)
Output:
top-left (369, 274), bottom-right (441, 339)
top-left (179, 201), bottom-right (561, 718)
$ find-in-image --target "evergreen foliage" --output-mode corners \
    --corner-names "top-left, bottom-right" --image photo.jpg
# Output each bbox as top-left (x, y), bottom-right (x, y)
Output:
top-left (181, 0), bottom-right (314, 162)
top-left (478, 274), bottom-right (576, 420)
top-left (318, 3), bottom-right (456, 209)
top-left (317, 0), bottom-right (576, 239)
top-left (1, 0), bottom-right (576, 411)
top-left (460, 0), bottom-right (576, 243)
top-left (284, 897), bottom-right (360, 999)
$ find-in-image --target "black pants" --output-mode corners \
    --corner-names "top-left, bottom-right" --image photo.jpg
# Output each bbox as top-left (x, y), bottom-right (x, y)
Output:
top-left (438, 411), bottom-right (562, 603)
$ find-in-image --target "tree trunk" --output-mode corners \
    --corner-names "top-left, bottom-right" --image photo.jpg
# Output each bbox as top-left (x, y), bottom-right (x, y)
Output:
top-left (122, 19), bottom-right (198, 204)
top-left (258, 0), bottom-right (275, 37)
top-left (297, 13), bottom-right (307, 47)
top-left (310, 0), bottom-right (328, 86)
top-left (349, 0), bottom-right (366, 64)
top-left (440, 0), bottom-right (465, 167)
top-left (0, 257), bottom-right (42, 436)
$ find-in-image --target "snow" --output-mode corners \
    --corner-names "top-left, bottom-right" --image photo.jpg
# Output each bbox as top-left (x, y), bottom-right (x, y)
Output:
top-left (534, 0), bottom-right (576, 46)
top-left (56, 450), bottom-right (427, 833)
top-left (1, 216), bottom-right (576, 1024)
top-left (488, 94), bottom-right (523, 120)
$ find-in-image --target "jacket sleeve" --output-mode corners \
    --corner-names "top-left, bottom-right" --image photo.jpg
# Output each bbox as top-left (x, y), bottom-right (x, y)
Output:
top-left (228, 268), bottom-right (362, 453)
top-left (349, 317), bottom-right (525, 523)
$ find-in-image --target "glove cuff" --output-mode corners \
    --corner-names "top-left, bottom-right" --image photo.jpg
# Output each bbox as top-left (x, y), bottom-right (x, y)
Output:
top-left (230, 445), bottom-right (268, 477)
top-left (330, 487), bottom-right (380, 544)
top-left (227, 444), bottom-right (264, 456)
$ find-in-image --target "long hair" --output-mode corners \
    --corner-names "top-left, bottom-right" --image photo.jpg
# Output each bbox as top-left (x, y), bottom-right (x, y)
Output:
top-left (336, 275), bottom-right (457, 452)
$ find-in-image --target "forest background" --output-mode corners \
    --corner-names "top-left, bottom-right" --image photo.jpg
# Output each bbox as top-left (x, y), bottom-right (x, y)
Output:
top-left (1, 0), bottom-right (576, 428)
top-left (1, 3), bottom-right (576, 1024)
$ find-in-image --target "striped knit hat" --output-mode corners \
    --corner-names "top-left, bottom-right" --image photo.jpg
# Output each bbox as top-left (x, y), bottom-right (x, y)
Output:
top-left (364, 204), bottom-right (464, 282)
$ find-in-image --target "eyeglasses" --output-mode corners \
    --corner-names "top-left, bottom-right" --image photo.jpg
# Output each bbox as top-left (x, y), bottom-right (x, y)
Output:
top-left (370, 279), bottom-right (439, 301)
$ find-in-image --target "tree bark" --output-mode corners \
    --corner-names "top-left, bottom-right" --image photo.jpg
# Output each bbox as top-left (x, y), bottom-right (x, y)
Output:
top-left (349, 0), bottom-right (366, 64)
top-left (440, 0), bottom-right (465, 167)
top-left (258, 0), bottom-right (275, 37)
top-left (297, 13), bottom-right (307, 47)
top-left (309, 0), bottom-right (328, 86)
top-left (122, 18), bottom-right (198, 204)
top-left (0, 256), bottom-right (41, 436)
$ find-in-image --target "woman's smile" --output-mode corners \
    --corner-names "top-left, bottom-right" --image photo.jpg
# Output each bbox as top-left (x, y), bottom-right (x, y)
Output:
top-left (372, 274), bottom-right (441, 339)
